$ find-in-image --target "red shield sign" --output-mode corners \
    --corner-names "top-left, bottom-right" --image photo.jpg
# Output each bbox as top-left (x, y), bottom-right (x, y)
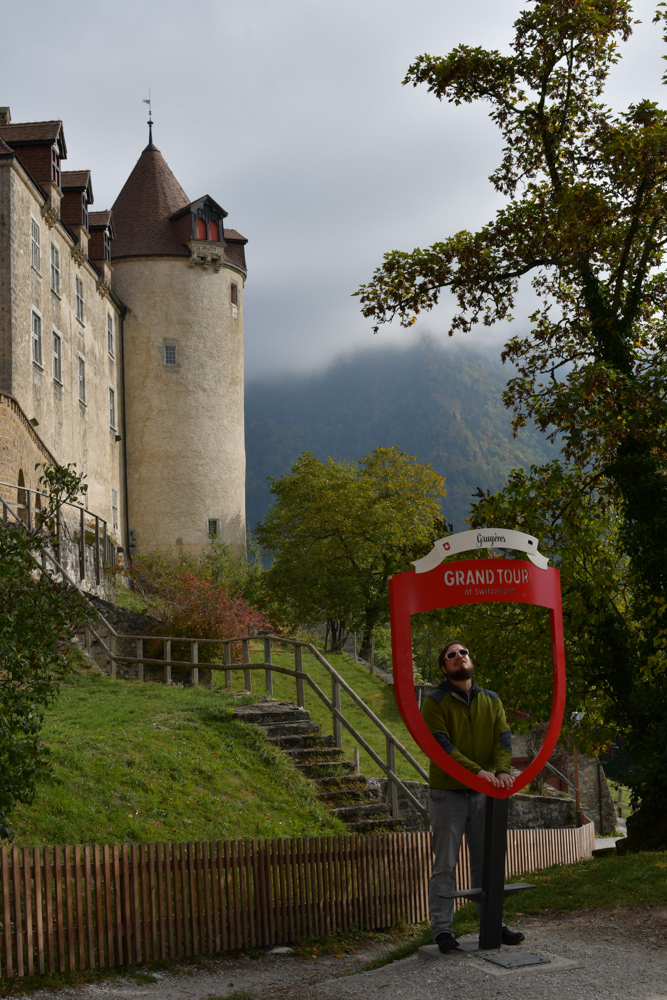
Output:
top-left (388, 557), bottom-right (566, 799)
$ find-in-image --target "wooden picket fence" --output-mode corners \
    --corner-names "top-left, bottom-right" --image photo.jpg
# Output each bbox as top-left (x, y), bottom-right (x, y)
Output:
top-left (0, 824), bottom-right (594, 979)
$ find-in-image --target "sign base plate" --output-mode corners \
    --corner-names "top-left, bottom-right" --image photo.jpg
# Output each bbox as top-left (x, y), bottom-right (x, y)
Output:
top-left (479, 950), bottom-right (550, 968)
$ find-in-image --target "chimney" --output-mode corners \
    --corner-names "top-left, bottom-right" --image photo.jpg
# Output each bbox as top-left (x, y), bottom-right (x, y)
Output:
top-left (0, 108), bottom-right (10, 125)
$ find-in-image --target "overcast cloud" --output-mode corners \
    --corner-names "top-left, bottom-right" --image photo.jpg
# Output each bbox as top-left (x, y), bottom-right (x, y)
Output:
top-left (2, 1), bottom-right (666, 378)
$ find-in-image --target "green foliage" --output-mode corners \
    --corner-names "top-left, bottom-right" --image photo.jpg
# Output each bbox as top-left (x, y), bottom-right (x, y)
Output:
top-left (256, 447), bottom-right (446, 651)
top-left (358, 1), bottom-right (667, 848)
top-left (462, 461), bottom-right (629, 751)
top-left (357, 1), bottom-right (667, 587)
top-left (468, 461), bottom-right (667, 838)
top-left (9, 665), bottom-right (344, 847)
top-left (0, 464), bottom-right (92, 843)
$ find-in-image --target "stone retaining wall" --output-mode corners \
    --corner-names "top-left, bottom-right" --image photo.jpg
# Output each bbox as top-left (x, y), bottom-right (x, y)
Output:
top-left (367, 779), bottom-right (578, 834)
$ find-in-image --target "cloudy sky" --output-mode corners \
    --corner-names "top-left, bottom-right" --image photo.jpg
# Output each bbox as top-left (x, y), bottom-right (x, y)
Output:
top-left (2, 1), bottom-right (666, 378)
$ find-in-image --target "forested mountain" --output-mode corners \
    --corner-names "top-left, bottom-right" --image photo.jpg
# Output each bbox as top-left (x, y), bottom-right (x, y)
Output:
top-left (245, 338), bottom-right (559, 534)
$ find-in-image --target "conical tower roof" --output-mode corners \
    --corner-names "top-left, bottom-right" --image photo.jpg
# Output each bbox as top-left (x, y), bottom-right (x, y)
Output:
top-left (111, 141), bottom-right (190, 259)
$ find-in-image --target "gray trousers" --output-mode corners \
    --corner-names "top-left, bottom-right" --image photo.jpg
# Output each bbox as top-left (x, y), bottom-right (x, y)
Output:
top-left (428, 788), bottom-right (487, 938)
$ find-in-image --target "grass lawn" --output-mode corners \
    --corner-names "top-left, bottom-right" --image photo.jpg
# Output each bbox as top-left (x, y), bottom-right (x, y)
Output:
top-left (8, 658), bottom-right (345, 849)
top-left (7, 636), bottom-right (428, 848)
top-left (363, 849), bottom-right (667, 969)
top-left (214, 641), bottom-right (429, 783)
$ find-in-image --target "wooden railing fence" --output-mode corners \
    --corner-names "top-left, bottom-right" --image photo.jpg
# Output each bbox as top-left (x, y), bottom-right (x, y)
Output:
top-left (0, 824), bottom-right (594, 979)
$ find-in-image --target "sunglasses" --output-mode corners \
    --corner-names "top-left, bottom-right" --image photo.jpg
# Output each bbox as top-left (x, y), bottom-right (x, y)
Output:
top-left (445, 648), bottom-right (469, 660)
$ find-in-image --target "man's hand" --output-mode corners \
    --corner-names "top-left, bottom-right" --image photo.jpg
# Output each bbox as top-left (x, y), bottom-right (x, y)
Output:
top-left (476, 769), bottom-right (501, 787)
top-left (496, 772), bottom-right (514, 789)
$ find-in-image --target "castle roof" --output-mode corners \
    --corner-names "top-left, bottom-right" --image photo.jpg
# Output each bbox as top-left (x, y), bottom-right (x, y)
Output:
top-left (110, 145), bottom-right (190, 259)
top-left (222, 229), bottom-right (248, 272)
top-left (61, 169), bottom-right (92, 190)
top-left (0, 120), bottom-right (66, 157)
top-left (89, 210), bottom-right (112, 228)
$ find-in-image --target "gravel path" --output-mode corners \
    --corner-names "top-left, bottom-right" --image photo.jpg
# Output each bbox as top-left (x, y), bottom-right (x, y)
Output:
top-left (16, 906), bottom-right (667, 1000)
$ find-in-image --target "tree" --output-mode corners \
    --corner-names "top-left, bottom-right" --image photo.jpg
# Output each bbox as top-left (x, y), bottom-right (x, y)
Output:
top-left (255, 447), bottom-right (446, 653)
top-left (0, 464), bottom-right (92, 841)
top-left (356, 1), bottom-right (667, 847)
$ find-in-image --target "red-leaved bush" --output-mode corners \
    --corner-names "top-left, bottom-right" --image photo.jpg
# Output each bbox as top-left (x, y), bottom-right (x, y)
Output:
top-left (154, 572), bottom-right (273, 664)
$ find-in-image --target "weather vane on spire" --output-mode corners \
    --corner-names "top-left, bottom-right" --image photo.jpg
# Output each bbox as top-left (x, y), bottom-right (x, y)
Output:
top-left (142, 91), bottom-right (155, 148)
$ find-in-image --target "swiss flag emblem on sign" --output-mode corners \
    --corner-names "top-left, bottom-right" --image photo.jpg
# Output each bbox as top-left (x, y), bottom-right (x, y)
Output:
top-left (388, 557), bottom-right (566, 799)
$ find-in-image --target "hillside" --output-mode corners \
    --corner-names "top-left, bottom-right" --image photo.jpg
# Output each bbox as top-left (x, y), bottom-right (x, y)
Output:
top-left (9, 659), bottom-right (344, 848)
top-left (245, 337), bottom-right (559, 534)
top-left (9, 646), bottom-right (428, 848)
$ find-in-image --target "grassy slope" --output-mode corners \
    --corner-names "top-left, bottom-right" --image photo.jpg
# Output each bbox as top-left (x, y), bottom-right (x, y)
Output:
top-left (222, 643), bottom-right (429, 782)
top-left (9, 661), bottom-right (345, 848)
top-left (9, 640), bottom-right (427, 847)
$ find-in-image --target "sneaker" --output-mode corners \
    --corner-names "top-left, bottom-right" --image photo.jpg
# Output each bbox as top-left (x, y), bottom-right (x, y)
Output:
top-left (435, 931), bottom-right (459, 953)
top-left (501, 925), bottom-right (525, 946)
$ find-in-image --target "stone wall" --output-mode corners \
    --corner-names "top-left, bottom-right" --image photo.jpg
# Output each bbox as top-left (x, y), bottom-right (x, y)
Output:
top-left (367, 778), bottom-right (431, 833)
top-left (508, 793), bottom-right (577, 830)
top-left (0, 156), bottom-right (125, 541)
top-left (368, 779), bottom-right (578, 834)
top-left (578, 759), bottom-right (617, 835)
top-left (112, 256), bottom-right (246, 556)
top-left (86, 597), bottom-right (213, 686)
top-left (0, 393), bottom-right (56, 489)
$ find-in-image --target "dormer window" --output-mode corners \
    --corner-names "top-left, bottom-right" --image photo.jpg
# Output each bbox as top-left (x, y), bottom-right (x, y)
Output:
top-left (51, 145), bottom-right (61, 188)
top-left (189, 197), bottom-right (226, 244)
top-left (103, 228), bottom-right (111, 263)
top-left (81, 191), bottom-right (89, 231)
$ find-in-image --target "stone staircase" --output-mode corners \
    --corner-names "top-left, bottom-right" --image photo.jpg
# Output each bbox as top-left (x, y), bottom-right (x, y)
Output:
top-left (232, 700), bottom-right (403, 833)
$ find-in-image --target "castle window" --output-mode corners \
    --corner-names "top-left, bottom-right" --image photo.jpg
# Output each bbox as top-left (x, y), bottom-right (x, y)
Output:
top-left (78, 355), bottom-right (86, 404)
top-left (108, 314), bottom-right (114, 358)
top-left (31, 218), bottom-right (41, 273)
top-left (50, 244), bottom-right (61, 295)
top-left (31, 311), bottom-right (43, 368)
top-left (196, 218), bottom-right (207, 240)
top-left (164, 344), bottom-right (177, 366)
top-left (208, 220), bottom-right (220, 242)
top-left (75, 276), bottom-right (84, 323)
top-left (51, 145), bottom-right (61, 188)
top-left (230, 283), bottom-right (238, 306)
top-left (109, 387), bottom-right (116, 430)
top-left (17, 470), bottom-right (27, 524)
top-left (111, 488), bottom-right (119, 532)
top-left (208, 518), bottom-right (220, 539)
top-left (52, 331), bottom-right (62, 384)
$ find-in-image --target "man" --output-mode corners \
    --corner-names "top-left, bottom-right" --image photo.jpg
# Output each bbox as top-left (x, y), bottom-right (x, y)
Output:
top-left (421, 640), bottom-right (525, 953)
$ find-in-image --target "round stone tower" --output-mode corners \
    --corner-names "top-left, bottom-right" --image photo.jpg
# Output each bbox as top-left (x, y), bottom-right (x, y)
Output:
top-left (110, 127), bottom-right (247, 556)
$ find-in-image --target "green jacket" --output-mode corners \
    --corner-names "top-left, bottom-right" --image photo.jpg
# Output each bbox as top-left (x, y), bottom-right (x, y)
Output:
top-left (421, 679), bottom-right (512, 790)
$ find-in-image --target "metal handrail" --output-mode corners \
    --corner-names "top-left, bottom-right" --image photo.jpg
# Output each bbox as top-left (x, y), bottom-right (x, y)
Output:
top-left (0, 482), bottom-right (116, 586)
top-left (522, 753), bottom-right (593, 827)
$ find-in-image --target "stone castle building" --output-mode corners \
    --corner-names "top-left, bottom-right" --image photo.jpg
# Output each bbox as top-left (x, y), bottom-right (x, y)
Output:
top-left (0, 107), bottom-right (247, 558)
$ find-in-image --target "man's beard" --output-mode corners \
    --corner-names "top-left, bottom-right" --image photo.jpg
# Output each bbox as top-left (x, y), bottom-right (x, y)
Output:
top-left (447, 663), bottom-right (474, 682)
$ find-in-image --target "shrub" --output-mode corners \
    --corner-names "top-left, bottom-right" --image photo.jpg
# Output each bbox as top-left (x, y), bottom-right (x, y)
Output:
top-left (150, 572), bottom-right (273, 664)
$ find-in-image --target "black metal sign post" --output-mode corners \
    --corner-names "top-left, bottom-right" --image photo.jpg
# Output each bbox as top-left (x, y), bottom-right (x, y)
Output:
top-left (479, 797), bottom-right (510, 949)
top-left (445, 797), bottom-right (535, 949)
